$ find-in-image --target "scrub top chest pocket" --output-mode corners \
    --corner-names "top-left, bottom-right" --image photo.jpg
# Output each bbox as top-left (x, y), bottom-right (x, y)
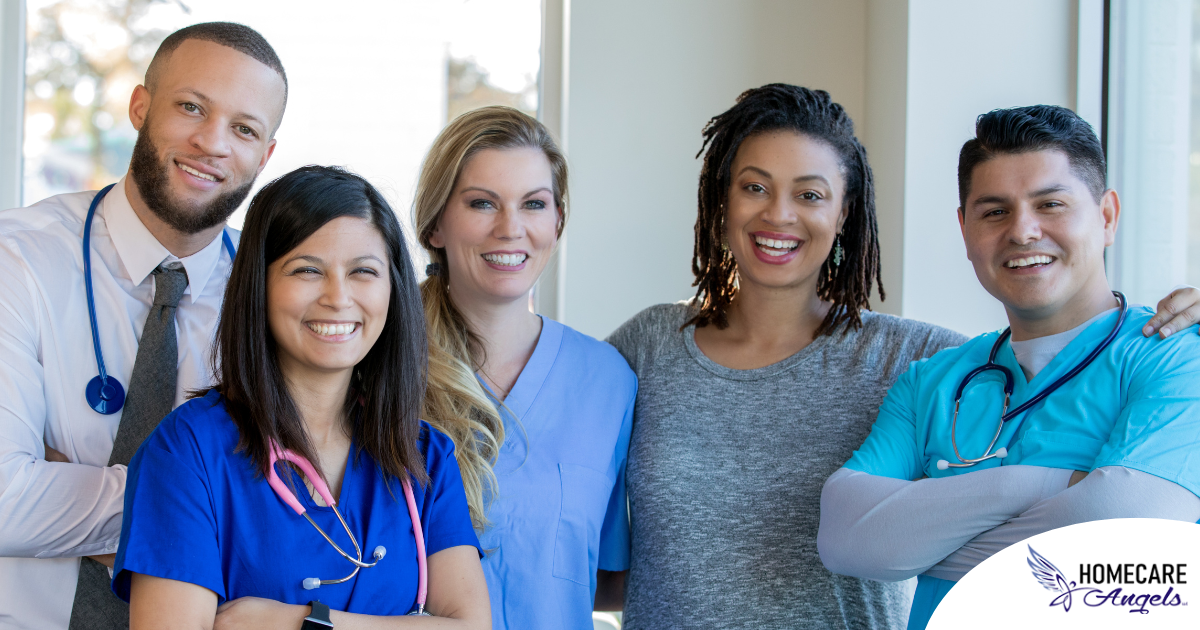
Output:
top-left (552, 463), bottom-right (615, 585)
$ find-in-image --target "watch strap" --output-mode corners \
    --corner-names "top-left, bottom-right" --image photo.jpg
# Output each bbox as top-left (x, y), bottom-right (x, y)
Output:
top-left (301, 600), bottom-right (333, 629)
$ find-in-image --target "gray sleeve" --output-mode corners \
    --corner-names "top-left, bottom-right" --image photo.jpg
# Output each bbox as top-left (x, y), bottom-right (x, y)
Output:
top-left (920, 327), bottom-right (969, 359)
top-left (605, 302), bottom-right (689, 374)
top-left (924, 466), bottom-right (1200, 582)
top-left (817, 466), bottom-right (1072, 582)
top-left (605, 317), bottom-right (644, 373)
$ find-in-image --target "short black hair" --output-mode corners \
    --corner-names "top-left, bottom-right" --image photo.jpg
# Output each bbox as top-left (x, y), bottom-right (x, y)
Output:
top-left (688, 83), bottom-right (883, 337)
top-left (958, 105), bottom-right (1105, 208)
top-left (146, 22), bottom-right (287, 107)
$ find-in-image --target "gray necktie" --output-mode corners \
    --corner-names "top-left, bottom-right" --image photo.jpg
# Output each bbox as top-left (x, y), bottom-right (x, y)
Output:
top-left (69, 265), bottom-right (189, 630)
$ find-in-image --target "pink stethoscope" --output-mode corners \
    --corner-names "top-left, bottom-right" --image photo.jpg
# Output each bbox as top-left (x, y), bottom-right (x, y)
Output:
top-left (267, 441), bottom-right (430, 616)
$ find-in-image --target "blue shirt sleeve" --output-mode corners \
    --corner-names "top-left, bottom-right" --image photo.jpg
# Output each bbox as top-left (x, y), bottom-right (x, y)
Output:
top-left (596, 377), bottom-right (635, 572)
top-left (1094, 334), bottom-right (1200, 498)
top-left (112, 421), bottom-right (225, 602)
top-left (419, 424), bottom-right (483, 559)
top-left (843, 360), bottom-right (926, 480)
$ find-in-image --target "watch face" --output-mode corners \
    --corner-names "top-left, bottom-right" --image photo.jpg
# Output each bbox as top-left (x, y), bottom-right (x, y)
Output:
top-left (302, 601), bottom-right (333, 628)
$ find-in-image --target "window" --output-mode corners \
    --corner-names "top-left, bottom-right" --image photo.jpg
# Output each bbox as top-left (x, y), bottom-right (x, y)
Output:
top-left (1190, 0), bottom-right (1200, 286)
top-left (1106, 0), bottom-right (1192, 304)
top-left (22, 0), bottom-right (542, 230)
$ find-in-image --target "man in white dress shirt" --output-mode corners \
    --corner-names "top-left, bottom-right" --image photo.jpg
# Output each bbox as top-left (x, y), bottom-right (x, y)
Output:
top-left (0, 23), bottom-right (287, 628)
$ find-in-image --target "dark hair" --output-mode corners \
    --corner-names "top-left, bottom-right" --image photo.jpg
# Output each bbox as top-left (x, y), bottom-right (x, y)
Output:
top-left (146, 22), bottom-right (287, 114)
top-left (687, 83), bottom-right (883, 336)
top-left (958, 105), bottom-right (1106, 208)
top-left (208, 165), bottom-right (429, 487)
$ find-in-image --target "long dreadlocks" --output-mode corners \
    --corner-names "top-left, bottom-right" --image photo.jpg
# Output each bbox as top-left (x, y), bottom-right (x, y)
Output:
top-left (684, 83), bottom-right (884, 337)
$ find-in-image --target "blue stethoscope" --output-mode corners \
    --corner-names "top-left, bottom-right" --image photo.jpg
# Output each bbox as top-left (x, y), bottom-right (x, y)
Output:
top-left (83, 183), bottom-right (236, 414)
top-left (936, 291), bottom-right (1128, 470)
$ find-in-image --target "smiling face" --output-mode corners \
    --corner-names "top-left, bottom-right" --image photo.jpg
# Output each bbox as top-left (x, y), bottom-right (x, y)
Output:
top-left (267, 216), bottom-right (392, 383)
top-left (428, 147), bottom-right (560, 306)
top-left (128, 38), bottom-right (285, 233)
top-left (725, 131), bottom-right (848, 294)
top-left (959, 149), bottom-right (1119, 323)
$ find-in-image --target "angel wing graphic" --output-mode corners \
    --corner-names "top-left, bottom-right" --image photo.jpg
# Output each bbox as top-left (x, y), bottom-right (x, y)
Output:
top-left (1027, 545), bottom-right (1075, 611)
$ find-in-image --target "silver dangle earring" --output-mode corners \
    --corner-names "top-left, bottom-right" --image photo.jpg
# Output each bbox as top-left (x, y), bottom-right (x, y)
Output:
top-left (833, 234), bottom-right (844, 267)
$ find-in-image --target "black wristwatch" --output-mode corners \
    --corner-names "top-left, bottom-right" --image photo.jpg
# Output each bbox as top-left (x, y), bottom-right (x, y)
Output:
top-left (301, 600), bottom-right (333, 629)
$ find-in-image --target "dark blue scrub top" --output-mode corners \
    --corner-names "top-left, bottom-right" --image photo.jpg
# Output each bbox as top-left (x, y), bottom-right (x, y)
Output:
top-left (112, 390), bottom-right (481, 614)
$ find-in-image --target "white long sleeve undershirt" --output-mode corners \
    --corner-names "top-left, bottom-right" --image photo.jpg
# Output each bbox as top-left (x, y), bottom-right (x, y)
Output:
top-left (818, 465), bottom-right (1200, 584)
top-left (923, 466), bottom-right (1200, 581)
top-left (817, 465), bottom-right (1071, 582)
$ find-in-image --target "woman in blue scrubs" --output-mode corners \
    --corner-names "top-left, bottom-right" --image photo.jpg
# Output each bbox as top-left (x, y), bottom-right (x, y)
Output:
top-left (413, 107), bottom-right (636, 630)
top-left (113, 167), bottom-right (490, 627)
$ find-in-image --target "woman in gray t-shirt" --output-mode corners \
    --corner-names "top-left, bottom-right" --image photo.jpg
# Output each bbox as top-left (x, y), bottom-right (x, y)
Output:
top-left (603, 84), bottom-right (962, 629)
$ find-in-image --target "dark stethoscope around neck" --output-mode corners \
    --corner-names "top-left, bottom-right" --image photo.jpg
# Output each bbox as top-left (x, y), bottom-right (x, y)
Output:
top-left (83, 183), bottom-right (236, 414)
top-left (936, 291), bottom-right (1129, 470)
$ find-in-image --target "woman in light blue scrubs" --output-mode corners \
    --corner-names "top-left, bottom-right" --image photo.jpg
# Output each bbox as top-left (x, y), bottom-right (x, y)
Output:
top-left (114, 167), bottom-right (490, 627)
top-left (412, 106), bottom-right (635, 630)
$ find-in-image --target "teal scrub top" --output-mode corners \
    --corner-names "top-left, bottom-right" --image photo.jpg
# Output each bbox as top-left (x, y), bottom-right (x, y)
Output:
top-left (844, 306), bottom-right (1200, 629)
top-left (478, 316), bottom-right (637, 630)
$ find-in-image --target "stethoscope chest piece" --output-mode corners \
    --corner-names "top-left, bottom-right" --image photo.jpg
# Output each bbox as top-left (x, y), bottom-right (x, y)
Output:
top-left (85, 375), bottom-right (125, 415)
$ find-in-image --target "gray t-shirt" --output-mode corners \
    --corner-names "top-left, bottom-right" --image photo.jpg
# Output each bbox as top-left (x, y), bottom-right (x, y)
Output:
top-left (606, 302), bottom-right (966, 630)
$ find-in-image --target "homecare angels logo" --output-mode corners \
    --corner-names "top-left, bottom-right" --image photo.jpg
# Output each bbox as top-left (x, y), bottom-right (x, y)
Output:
top-left (1027, 545), bottom-right (1187, 614)
top-left (927, 520), bottom-right (1200, 628)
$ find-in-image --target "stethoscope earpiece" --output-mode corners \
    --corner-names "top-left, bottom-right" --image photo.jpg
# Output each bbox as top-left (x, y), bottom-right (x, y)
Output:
top-left (937, 447), bottom-right (1006, 472)
top-left (373, 546), bottom-right (387, 560)
top-left (302, 577), bottom-right (321, 590)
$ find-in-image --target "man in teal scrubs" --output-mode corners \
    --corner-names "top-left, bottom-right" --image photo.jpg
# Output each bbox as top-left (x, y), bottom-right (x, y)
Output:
top-left (817, 104), bottom-right (1200, 629)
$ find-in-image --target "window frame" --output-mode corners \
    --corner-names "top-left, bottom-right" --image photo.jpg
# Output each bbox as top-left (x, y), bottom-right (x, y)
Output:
top-left (0, 0), bottom-right (25, 211)
top-left (1103, 0), bottom-right (1193, 304)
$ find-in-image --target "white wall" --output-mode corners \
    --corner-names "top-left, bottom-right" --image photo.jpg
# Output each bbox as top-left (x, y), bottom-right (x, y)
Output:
top-left (561, 0), bottom-right (867, 339)
top-left (560, 0), bottom-right (1084, 340)
top-left (863, 0), bottom-right (909, 316)
top-left (899, 0), bottom-right (1077, 336)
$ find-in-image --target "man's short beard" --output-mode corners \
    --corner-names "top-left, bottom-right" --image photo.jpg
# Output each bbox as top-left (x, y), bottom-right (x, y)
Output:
top-left (128, 121), bottom-right (256, 235)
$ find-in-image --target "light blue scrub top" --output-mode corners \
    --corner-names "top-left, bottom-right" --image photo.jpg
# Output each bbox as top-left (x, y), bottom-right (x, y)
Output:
top-left (844, 306), bottom-right (1200, 630)
top-left (478, 316), bottom-right (637, 630)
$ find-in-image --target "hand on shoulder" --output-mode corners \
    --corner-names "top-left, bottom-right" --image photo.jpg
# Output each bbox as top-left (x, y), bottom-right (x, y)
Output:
top-left (1142, 286), bottom-right (1200, 339)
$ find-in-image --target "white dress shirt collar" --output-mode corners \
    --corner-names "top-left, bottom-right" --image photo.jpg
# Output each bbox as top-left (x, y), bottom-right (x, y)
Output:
top-left (103, 175), bottom-right (229, 303)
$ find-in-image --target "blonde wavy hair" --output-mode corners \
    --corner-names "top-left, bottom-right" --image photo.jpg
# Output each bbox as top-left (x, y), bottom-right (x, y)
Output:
top-left (415, 106), bottom-right (569, 531)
